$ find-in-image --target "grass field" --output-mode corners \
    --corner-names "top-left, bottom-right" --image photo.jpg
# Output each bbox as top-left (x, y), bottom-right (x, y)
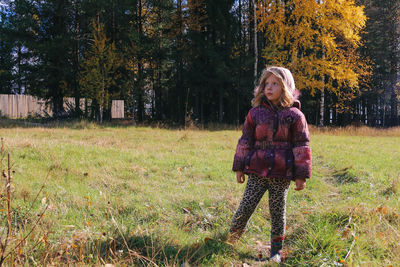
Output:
top-left (0, 120), bottom-right (399, 266)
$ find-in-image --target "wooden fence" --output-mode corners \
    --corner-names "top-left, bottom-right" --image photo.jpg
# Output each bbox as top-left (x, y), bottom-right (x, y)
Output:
top-left (0, 94), bottom-right (124, 119)
top-left (111, 100), bottom-right (124, 119)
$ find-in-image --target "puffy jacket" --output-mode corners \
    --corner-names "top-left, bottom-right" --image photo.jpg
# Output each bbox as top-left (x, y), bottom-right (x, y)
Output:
top-left (232, 99), bottom-right (312, 180)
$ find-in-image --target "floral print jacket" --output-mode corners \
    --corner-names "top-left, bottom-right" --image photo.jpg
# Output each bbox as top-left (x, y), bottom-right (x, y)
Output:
top-left (232, 100), bottom-right (312, 180)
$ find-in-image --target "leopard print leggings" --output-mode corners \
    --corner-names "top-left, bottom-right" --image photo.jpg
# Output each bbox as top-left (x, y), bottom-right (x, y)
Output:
top-left (230, 174), bottom-right (291, 253)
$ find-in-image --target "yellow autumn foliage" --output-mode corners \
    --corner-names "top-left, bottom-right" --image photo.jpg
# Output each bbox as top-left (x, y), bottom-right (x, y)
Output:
top-left (257, 0), bottom-right (370, 101)
top-left (79, 19), bottom-right (122, 116)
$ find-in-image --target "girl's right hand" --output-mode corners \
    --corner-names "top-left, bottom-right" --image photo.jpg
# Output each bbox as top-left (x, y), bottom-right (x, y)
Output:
top-left (236, 171), bottom-right (245, 183)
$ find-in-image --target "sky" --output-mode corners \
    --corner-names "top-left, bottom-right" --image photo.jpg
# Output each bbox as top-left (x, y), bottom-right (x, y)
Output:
top-left (0, 0), bottom-right (12, 8)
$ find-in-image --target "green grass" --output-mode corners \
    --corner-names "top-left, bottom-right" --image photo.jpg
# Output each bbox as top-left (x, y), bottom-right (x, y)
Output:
top-left (1, 121), bottom-right (399, 266)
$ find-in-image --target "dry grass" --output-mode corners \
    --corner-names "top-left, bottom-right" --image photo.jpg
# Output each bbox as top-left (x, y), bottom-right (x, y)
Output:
top-left (310, 125), bottom-right (400, 136)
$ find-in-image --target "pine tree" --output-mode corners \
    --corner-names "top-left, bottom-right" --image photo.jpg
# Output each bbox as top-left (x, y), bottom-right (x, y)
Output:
top-left (0, 3), bottom-right (14, 93)
top-left (358, 0), bottom-right (400, 126)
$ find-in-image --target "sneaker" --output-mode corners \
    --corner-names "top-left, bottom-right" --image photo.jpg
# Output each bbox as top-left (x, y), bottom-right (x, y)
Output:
top-left (269, 252), bottom-right (282, 263)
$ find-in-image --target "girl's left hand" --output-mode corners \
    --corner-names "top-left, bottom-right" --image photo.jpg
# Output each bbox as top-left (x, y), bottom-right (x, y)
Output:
top-left (294, 178), bottom-right (306, 191)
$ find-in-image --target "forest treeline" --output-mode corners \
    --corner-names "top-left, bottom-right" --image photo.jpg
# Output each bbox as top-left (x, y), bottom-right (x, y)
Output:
top-left (0, 0), bottom-right (399, 126)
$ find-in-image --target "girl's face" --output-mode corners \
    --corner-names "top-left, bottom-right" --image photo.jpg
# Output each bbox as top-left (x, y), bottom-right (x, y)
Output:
top-left (263, 74), bottom-right (283, 106)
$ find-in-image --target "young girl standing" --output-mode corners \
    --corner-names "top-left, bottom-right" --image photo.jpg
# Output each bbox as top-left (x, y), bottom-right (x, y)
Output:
top-left (229, 66), bottom-right (312, 263)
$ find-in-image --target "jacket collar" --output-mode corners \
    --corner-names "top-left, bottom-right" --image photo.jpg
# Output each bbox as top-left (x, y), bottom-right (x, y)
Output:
top-left (261, 98), bottom-right (302, 110)
top-left (261, 98), bottom-right (279, 111)
top-left (293, 100), bottom-right (301, 110)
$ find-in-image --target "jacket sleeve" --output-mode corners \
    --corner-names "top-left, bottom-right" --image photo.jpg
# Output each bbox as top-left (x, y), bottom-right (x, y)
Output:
top-left (291, 112), bottom-right (312, 179)
top-left (232, 111), bottom-right (255, 172)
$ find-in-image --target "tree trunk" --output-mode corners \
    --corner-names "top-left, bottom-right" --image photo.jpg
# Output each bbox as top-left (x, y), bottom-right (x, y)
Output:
top-left (137, 0), bottom-right (144, 122)
top-left (391, 90), bottom-right (398, 126)
top-left (219, 88), bottom-right (223, 123)
top-left (73, 2), bottom-right (81, 116)
top-left (389, 5), bottom-right (398, 126)
top-left (237, 0), bottom-right (242, 126)
top-left (253, 0), bottom-right (258, 86)
top-left (320, 45), bottom-right (326, 126)
top-left (112, 0), bottom-right (116, 43)
top-left (100, 77), bottom-right (105, 124)
top-left (365, 99), bottom-right (368, 125)
top-left (151, 68), bottom-right (155, 119)
top-left (382, 97), bottom-right (386, 127)
top-left (155, 61), bottom-right (162, 120)
top-left (17, 44), bottom-right (22, 94)
top-left (155, 7), bottom-right (163, 120)
top-left (319, 88), bottom-right (325, 126)
top-left (174, 0), bottom-right (183, 124)
top-left (184, 88), bottom-right (189, 128)
top-left (131, 88), bottom-right (136, 126)
top-left (201, 90), bottom-right (204, 124)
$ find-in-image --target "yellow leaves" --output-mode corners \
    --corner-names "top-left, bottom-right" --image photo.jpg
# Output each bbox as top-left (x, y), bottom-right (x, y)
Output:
top-left (84, 195), bottom-right (92, 207)
top-left (378, 232), bottom-right (385, 239)
top-left (342, 228), bottom-right (351, 238)
top-left (187, 0), bottom-right (208, 33)
top-left (320, 34), bottom-right (337, 52)
top-left (299, 201), bottom-right (313, 214)
top-left (230, 43), bottom-right (241, 59)
top-left (376, 206), bottom-right (388, 215)
top-left (184, 214), bottom-right (189, 225)
top-left (80, 19), bottom-right (123, 107)
top-left (32, 14), bottom-right (40, 22)
top-left (258, 0), bottom-right (368, 97)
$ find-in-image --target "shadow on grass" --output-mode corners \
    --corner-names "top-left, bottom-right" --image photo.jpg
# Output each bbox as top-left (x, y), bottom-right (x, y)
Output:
top-left (90, 230), bottom-right (255, 266)
top-left (332, 167), bottom-right (360, 184)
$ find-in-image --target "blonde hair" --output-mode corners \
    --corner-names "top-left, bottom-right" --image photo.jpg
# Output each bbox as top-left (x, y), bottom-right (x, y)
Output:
top-left (252, 66), bottom-right (296, 108)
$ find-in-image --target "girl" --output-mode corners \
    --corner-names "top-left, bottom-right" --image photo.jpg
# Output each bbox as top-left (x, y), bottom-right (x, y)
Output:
top-left (228, 66), bottom-right (312, 263)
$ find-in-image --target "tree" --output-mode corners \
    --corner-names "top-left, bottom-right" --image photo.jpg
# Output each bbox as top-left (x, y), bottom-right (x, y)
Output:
top-left (358, 0), bottom-right (400, 126)
top-left (0, 3), bottom-right (14, 93)
top-left (79, 18), bottom-right (122, 123)
top-left (258, 0), bottom-right (370, 125)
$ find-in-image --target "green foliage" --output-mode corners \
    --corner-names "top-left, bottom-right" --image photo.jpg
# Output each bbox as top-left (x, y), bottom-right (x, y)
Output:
top-left (357, 0), bottom-right (400, 126)
top-left (0, 6), bottom-right (14, 94)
